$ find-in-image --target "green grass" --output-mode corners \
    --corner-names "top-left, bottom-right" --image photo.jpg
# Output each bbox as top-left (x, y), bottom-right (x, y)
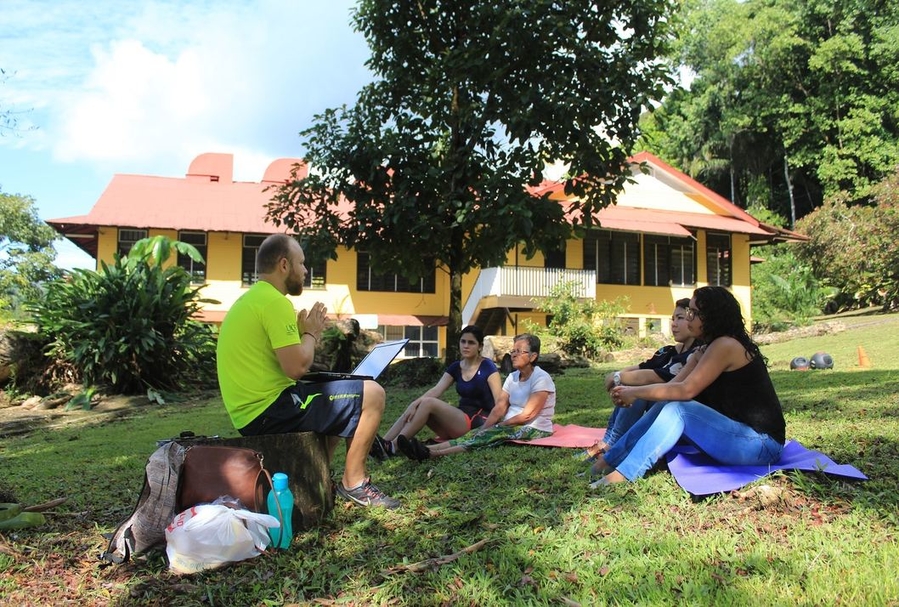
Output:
top-left (1, 315), bottom-right (898, 606)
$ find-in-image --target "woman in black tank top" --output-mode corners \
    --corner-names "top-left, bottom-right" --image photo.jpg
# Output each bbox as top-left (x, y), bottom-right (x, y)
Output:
top-left (590, 286), bottom-right (786, 486)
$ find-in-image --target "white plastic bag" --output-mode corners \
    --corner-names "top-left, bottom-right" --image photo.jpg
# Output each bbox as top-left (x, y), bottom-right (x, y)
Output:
top-left (165, 504), bottom-right (280, 574)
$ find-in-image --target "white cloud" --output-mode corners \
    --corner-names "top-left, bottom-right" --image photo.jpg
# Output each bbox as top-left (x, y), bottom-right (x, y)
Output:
top-left (3, 0), bottom-right (372, 180)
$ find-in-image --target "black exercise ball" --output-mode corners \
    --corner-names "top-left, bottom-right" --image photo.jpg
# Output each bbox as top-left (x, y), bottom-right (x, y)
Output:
top-left (790, 356), bottom-right (810, 371)
top-left (809, 352), bottom-right (834, 369)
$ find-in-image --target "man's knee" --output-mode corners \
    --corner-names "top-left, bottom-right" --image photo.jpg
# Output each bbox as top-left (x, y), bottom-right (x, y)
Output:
top-left (362, 381), bottom-right (386, 413)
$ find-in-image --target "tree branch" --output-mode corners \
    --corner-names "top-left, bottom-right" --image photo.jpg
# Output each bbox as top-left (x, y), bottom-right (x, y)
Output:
top-left (381, 538), bottom-right (493, 575)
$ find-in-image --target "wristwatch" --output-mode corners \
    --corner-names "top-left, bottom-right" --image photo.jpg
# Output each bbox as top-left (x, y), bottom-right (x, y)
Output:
top-left (613, 371), bottom-right (622, 387)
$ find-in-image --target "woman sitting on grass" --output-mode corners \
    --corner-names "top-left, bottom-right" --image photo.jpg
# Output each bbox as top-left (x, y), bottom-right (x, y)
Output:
top-left (591, 286), bottom-right (785, 487)
top-left (579, 298), bottom-right (701, 465)
top-left (375, 325), bottom-right (502, 458)
top-left (397, 333), bottom-right (555, 461)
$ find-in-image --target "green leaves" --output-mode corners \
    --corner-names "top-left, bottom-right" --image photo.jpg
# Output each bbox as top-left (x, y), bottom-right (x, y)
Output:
top-left (0, 189), bottom-right (61, 315)
top-left (28, 236), bottom-right (217, 394)
top-left (643, 0), bottom-right (899, 216)
top-left (270, 1), bottom-right (678, 361)
top-left (751, 244), bottom-right (826, 332)
top-left (530, 280), bottom-right (629, 357)
top-left (795, 172), bottom-right (899, 311)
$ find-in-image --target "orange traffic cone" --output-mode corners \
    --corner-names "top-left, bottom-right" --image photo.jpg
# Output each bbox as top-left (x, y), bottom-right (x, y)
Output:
top-left (857, 345), bottom-right (871, 368)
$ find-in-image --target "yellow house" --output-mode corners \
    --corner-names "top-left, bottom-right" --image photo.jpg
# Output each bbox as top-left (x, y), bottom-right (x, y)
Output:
top-left (48, 151), bottom-right (801, 358)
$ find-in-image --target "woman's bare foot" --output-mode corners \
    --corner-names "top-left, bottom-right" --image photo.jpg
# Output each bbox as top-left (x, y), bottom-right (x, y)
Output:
top-left (589, 469), bottom-right (627, 488)
top-left (603, 470), bottom-right (626, 483)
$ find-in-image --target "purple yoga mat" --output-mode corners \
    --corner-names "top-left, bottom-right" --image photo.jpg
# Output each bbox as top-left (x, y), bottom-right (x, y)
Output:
top-left (665, 439), bottom-right (868, 496)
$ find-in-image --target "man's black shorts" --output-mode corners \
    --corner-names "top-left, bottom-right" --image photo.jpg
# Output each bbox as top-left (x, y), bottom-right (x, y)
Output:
top-left (238, 379), bottom-right (365, 438)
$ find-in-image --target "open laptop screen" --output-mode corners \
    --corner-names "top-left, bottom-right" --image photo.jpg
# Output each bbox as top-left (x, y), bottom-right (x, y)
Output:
top-left (302, 338), bottom-right (409, 383)
top-left (351, 339), bottom-right (408, 378)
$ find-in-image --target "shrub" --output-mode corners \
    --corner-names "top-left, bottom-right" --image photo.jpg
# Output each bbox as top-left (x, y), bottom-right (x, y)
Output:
top-left (751, 244), bottom-right (832, 332)
top-left (795, 170), bottom-right (899, 312)
top-left (28, 236), bottom-right (218, 394)
top-left (380, 357), bottom-right (444, 388)
top-left (531, 281), bottom-right (628, 358)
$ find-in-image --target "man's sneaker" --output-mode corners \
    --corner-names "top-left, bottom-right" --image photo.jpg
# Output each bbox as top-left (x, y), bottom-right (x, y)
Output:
top-left (336, 478), bottom-right (401, 509)
top-left (369, 435), bottom-right (391, 461)
top-left (397, 435), bottom-right (430, 462)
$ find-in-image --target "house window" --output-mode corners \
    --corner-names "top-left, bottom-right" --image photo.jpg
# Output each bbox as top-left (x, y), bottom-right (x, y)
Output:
top-left (706, 233), bottom-right (732, 287)
top-left (177, 231), bottom-right (207, 284)
top-left (241, 234), bottom-right (267, 286)
top-left (544, 246), bottom-right (566, 269)
top-left (357, 252), bottom-right (436, 293)
top-left (643, 235), bottom-right (695, 287)
top-left (117, 228), bottom-right (147, 257)
top-left (299, 240), bottom-right (327, 290)
top-left (377, 325), bottom-right (439, 358)
top-left (241, 234), bottom-right (328, 288)
top-left (583, 229), bottom-right (640, 285)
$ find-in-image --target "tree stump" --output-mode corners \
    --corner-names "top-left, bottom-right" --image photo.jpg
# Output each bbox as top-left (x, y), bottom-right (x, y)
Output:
top-left (182, 432), bottom-right (334, 530)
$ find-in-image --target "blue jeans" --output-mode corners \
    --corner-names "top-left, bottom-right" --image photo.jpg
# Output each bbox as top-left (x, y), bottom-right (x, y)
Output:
top-left (603, 399), bottom-right (653, 447)
top-left (603, 400), bottom-right (784, 481)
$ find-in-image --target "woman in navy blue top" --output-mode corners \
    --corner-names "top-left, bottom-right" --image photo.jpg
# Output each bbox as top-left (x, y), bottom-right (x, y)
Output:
top-left (379, 325), bottom-right (502, 456)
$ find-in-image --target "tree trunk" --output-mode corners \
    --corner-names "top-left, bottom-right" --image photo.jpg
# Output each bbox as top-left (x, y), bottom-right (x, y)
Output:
top-left (0, 330), bottom-right (46, 387)
top-left (446, 269), bottom-right (463, 364)
top-left (784, 153), bottom-right (797, 229)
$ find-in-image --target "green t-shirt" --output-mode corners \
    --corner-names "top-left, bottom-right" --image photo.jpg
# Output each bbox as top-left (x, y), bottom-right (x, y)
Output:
top-left (216, 281), bottom-right (300, 429)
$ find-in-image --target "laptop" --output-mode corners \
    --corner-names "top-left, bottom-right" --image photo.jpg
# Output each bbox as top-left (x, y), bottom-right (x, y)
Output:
top-left (301, 338), bottom-right (409, 383)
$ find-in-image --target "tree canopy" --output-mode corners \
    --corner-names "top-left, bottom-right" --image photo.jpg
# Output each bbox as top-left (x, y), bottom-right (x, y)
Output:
top-left (640, 0), bottom-right (899, 223)
top-left (268, 0), bottom-right (676, 359)
top-left (0, 189), bottom-right (60, 315)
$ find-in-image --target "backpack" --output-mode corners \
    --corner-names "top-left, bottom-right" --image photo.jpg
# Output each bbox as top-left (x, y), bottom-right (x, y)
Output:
top-left (100, 441), bottom-right (186, 564)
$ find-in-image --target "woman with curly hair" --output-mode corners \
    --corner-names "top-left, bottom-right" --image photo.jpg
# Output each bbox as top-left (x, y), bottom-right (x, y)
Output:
top-left (591, 286), bottom-right (785, 487)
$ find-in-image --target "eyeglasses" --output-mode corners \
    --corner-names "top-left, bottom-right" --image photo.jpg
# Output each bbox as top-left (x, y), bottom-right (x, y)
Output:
top-left (509, 350), bottom-right (532, 357)
top-left (684, 307), bottom-right (700, 321)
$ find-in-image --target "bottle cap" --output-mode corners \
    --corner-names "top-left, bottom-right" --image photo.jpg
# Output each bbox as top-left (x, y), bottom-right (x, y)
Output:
top-left (272, 472), bottom-right (289, 490)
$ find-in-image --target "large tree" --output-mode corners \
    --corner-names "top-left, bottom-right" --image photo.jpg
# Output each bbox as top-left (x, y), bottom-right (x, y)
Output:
top-left (269, 0), bottom-right (676, 360)
top-left (0, 190), bottom-right (60, 315)
top-left (640, 0), bottom-right (899, 222)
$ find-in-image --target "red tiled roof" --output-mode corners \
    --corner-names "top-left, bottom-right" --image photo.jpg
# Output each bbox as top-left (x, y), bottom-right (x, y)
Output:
top-left (48, 151), bottom-right (803, 260)
top-left (530, 152), bottom-right (805, 242)
top-left (53, 175), bottom-right (281, 233)
top-left (598, 206), bottom-right (770, 236)
top-left (47, 154), bottom-right (312, 257)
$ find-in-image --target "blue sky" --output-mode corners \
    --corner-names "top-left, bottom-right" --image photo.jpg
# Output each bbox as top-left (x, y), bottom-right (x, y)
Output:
top-left (0, 0), bottom-right (372, 269)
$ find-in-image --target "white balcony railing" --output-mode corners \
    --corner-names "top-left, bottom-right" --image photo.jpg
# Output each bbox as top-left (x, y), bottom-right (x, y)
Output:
top-left (462, 266), bottom-right (596, 324)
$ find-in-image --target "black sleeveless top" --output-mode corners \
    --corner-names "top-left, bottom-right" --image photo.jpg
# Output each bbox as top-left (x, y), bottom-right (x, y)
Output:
top-left (696, 354), bottom-right (786, 444)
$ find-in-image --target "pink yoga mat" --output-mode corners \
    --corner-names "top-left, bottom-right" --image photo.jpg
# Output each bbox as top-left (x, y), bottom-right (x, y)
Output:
top-left (510, 423), bottom-right (605, 448)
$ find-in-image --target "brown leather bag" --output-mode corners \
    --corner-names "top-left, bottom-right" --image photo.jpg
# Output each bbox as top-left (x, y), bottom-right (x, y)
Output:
top-left (176, 445), bottom-right (270, 512)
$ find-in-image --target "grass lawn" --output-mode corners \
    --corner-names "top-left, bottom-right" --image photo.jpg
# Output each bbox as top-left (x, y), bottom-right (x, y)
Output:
top-left (1, 313), bottom-right (898, 606)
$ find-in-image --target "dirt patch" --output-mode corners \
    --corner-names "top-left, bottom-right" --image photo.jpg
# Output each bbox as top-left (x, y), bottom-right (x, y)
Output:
top-left (0, 391), bottom-right (158, 438)
top-left (752, 320), bottom-right (846, 345)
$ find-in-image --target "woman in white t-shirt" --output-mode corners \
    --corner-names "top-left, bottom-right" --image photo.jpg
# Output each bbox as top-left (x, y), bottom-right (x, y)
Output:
top-left (397, 334), bottom-right (556, 461)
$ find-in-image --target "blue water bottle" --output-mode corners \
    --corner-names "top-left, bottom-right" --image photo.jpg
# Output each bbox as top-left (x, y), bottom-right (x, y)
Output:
top-left (266, 472), bottom-right (294, 549)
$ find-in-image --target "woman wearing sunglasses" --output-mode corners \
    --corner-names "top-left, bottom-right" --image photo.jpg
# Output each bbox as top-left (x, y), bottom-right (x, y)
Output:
top-left (593, 286), bottom-right (785, 487)
top-left (374, 325), bottom-right (502, 459)
top-left (577, 298), bottom-right (702, 467)
top-left (397, 333), bottom-right (556, 461)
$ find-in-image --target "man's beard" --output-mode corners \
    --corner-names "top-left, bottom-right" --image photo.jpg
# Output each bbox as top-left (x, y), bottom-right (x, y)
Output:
top-left (285, 268), bottom-right (304, 296)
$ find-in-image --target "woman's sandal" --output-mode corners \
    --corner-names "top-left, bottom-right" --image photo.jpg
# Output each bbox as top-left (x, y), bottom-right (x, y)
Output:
top-left (572, 441), bottom-right (608, 463)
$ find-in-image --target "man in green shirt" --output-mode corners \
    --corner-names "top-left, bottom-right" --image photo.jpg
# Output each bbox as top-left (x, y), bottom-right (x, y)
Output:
top-left (217, 234), bottom-right (399, 509)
